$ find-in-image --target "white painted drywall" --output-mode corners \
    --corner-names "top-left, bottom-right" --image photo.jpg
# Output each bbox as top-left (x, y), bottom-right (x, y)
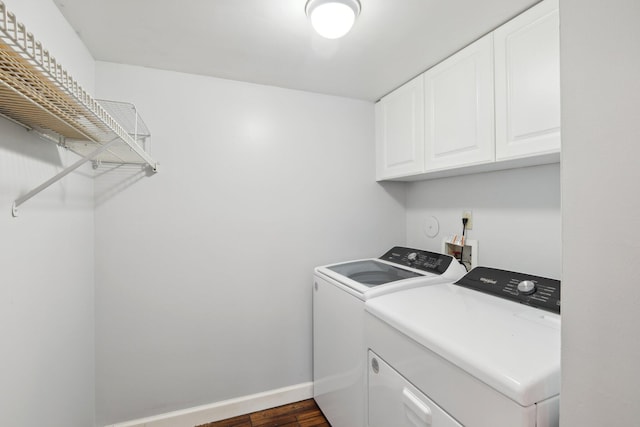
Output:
top-left (2, 0), bottom-right (95, 89)
top-left (0, 1), bottom-right (96, 426)
top-left (406, 164), bottom-right (561, 279)
top-left (560, 0), bottom-right (640, 424)
top-left (92, 62), bottom-right (406, 425)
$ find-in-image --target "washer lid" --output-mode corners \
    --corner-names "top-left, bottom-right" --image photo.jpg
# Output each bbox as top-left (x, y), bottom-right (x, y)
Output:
top-left (365, 283), bottom-right (561, 407)
top-left (316, 247), bottom-right (466, 300)
top-left (317, 259), bottom-right (436, 300)
top-left (325, 260), bottom-right (424, 286)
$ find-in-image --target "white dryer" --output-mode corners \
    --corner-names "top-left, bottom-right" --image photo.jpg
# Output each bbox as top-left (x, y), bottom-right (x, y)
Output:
top-left (313, 247), bottom-right (466, 427)
top-left (365, 267), bottom-right (561, 427)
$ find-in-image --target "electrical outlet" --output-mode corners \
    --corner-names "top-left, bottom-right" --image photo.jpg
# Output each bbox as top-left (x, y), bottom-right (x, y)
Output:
top-left (462, 210), bottom-right (473, 230)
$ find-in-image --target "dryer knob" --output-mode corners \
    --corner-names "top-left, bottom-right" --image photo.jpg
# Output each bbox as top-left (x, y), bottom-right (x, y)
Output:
top-left (517, 280), bottom-right (537, 295)
top-left (407, 252), bottom-right (418, 262)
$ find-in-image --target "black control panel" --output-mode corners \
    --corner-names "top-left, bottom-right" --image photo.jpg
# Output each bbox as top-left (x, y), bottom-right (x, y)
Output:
top-left (379, 246), bottom-right (453, 275)
top-left (454, 267), bottom-right (561, 314)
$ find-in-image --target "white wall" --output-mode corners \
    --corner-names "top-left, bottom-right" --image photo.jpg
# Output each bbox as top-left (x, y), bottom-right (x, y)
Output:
top-left (406, 164), bottom-right (561, 279)
top-left (560, 0), bottom-right (640, 424)
top-left (92, 62), bottom-right (406, 425)
top-left (3, 0), bottom-right (95, 89)
top-left (0, 1), bottom-right (96, 426)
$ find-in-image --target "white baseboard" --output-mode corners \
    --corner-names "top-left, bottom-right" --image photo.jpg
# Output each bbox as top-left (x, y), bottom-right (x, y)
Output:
top-left (105, 382), bottom-right (314, 427)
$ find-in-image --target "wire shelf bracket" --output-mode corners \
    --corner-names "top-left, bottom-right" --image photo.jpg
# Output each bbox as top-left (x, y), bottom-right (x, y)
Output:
top-left (11, 139), bottom-right (119, 217)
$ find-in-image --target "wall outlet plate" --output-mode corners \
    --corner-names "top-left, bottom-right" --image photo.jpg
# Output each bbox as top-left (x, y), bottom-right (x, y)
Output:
top-left (462, 210), bottom-right (473, 230)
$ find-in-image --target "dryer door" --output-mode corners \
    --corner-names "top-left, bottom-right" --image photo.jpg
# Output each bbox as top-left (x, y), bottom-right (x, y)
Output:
top-left (368, 350), bottom-right (462, 427)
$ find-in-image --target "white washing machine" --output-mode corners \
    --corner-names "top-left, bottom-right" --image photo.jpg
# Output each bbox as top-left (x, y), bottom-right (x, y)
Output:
top-left (313, 246), bottom-right (466, 427)
top-left (365, 266), bottom-right (561, 427)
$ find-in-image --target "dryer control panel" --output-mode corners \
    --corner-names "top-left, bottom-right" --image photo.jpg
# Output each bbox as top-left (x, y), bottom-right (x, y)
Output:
top-left (455, 267), bottom-right (561, 314)
top-left (379, 246), bottom-right (453, 275)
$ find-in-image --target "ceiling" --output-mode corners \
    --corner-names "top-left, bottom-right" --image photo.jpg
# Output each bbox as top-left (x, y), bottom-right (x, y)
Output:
top-left (53, 0), bottom-right (539, 101)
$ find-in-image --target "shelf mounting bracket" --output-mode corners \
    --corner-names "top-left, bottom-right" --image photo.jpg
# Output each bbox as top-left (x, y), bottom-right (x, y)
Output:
top-left (12, 138), bottom-right (119, 217)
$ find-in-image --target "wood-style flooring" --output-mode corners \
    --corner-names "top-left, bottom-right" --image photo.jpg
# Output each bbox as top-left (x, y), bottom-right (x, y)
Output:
top-left (196, 399), bottom-right (330, 427)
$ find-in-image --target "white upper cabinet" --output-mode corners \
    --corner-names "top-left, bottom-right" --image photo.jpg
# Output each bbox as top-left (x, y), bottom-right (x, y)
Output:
top-left (424, 34), bottom-right (495, 172)
top-left (494, 0), bottom-right (561, 160)
top-left (375, 75), bottom-right (425, 180)
top-left (374, 0), bottom-right (560, 181)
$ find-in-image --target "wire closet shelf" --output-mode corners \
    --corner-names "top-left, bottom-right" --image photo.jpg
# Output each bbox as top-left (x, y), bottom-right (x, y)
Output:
top-left (0, 1), bottom-right (158, 216)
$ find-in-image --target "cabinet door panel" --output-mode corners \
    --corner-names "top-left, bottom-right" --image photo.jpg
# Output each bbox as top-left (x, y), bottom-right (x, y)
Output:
top-left (494, 0), bottom-right (560, 160)
top-left (375, 76), bottom-right (425, 180)
top-left (432, 59), bottom-right (479, 155)
top-left (424, 34), bottom-right (495, 171)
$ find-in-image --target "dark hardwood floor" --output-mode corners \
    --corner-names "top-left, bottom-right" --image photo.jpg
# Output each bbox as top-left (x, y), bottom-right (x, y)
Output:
top-left (196, 398), bottom-right (330, 427)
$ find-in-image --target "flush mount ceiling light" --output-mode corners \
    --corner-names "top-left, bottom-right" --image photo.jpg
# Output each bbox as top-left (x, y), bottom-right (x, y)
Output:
top-left (305, 0), bottom-right (361, 39)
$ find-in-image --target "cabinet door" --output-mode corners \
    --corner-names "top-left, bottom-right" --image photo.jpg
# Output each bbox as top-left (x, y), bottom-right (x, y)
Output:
top-left (375, 75), bottom-right (425, 180)
top-left (424, 34), bottom-right (495, 172)
top-left (494, 0), bottom-right (560, 160)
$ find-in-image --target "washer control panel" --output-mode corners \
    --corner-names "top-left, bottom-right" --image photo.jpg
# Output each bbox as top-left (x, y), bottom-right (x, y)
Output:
top-left (455, 267), bottom-right (561, 314)
top-left (379, 246), bottom-right (453, 275)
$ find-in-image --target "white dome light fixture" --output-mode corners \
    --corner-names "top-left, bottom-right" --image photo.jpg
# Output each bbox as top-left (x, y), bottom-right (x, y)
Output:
top-left (305, 0), bottom-right (361, 39)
